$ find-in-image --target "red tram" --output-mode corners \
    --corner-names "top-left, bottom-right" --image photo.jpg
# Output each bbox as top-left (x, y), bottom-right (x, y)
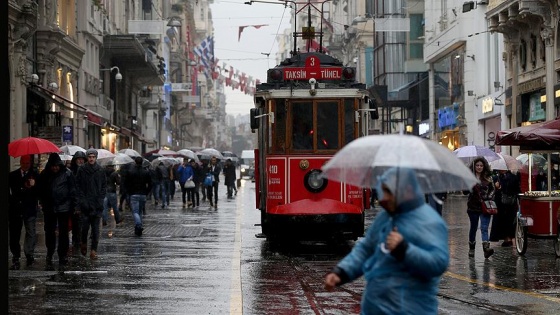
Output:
top-left (249, 4), bottom-right (376, 242)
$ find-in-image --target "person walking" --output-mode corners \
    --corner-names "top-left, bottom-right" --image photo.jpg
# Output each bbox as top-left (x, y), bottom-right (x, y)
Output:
top-left (102, 162), bottom-right (123, 226)
top-left (38, 153), bottom-right (77, 267)
top-left (190, 160), bottom-right (202, 207)
top-left (68, 151), bottom-right (86, 255)
top-left (126, 156), bottom-right (152, 236)
top-left (324, 167), bottom-right (449, 314)
top-left (199, 159), bottom-right (209, 202)
top-left (75, 149), bottom-right (107, 260)
top-left (223, 158), bottom-right (237, 199)
top-left (8, 155), bottom-right (40, 269)
top-left (206, 156), bottom-right (222, 208)
top-left (490, 169), bottom-right (521, 247)
top-left (156, 162), bottom-right (170, 209)
top-left (118, 162), bottom-right (131, 214)
top-left (177, 159), bottom-right (195, 208)
top-left (464, 156), bottom-right (496, 259)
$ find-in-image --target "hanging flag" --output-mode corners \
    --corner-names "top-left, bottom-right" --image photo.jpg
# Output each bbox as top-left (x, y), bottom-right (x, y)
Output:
top-left (193, 36), bottom-right (215, 78)
top-left (238, 24), bottom-right (269, 41)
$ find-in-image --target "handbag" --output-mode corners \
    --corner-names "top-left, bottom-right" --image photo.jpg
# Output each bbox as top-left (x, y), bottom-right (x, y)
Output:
top-left (204, 173), bottom-right (213, 187)
top-left (501, 193), bottom-right (517, 205)
top-left (184, 180), bottom-right (195, 189)
top-left (481, 200), bottom-right (498, 215)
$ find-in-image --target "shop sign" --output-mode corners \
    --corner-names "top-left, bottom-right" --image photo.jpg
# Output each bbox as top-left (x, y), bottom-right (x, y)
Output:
top-left (438, 103), bottom-right (460, 129)
top-left (482, 97), bottom-right (493, 113)
top-left (418, 122), bottom-right (430, 136)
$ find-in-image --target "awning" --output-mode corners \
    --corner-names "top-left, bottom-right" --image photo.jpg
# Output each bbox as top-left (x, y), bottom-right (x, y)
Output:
top-left (28, 85), bottom-right (105, 123)
top-left (119, 127), bottom-right (132, 137)
top-left (496, 118), bottom-right (560, 150)
top-left (86, 110), bottom-right (103, 126)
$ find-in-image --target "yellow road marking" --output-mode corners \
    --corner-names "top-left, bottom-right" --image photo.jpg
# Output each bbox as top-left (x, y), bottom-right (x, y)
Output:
top-left (445, 271), bottom-right (560, 303)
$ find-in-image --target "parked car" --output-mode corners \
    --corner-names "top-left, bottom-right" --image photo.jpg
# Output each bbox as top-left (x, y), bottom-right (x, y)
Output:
top-left (240, 150), bottom-right (255, 179)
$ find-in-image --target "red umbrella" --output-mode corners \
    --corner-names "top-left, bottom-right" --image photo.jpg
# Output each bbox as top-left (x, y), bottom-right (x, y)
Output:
top-left (8, 137), bottom-right (61, 157)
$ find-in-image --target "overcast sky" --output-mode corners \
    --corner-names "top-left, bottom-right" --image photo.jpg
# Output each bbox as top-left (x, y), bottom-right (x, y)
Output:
top-left (210, 0), bottom-right (292, 117)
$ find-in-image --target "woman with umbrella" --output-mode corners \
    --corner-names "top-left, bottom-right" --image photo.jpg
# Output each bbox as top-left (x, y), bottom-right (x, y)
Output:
top-left (324, 167), bottom-right (449, 314)
top-left (464, 157), bottom-right (496, 258)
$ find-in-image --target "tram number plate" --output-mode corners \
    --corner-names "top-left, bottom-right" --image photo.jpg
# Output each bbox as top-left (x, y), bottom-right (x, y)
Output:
top-left (283, 67), bottom-right (342, 80)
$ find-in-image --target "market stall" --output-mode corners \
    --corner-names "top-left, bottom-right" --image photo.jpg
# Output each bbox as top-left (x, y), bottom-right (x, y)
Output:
top-left (495, 118), bottom-right (560, 256)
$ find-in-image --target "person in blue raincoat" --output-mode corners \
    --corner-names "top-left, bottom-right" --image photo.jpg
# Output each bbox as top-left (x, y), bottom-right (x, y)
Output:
top-left (324, 167), bottom-right (449, 314)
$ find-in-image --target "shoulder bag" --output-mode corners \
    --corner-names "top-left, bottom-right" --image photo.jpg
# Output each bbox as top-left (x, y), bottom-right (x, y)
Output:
top-left (184, 179), bottom-right (195, 189)
top-left (481, 200), bottom-right (498, 215)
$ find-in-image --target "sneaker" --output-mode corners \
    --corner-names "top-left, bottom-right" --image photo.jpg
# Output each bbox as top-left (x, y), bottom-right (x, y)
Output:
top-left (209, 201), bottom-right (214, 207)
top-left (135, 226), bottom-right (143, 236)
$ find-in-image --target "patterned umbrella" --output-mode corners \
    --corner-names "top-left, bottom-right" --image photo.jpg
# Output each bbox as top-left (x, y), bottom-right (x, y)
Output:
top-left (453, 145), bottom-right (500, 163)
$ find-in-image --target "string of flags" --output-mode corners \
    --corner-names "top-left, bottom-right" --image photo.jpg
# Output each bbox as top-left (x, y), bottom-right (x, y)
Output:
top-left (192, 36), bottom-right (260, 96)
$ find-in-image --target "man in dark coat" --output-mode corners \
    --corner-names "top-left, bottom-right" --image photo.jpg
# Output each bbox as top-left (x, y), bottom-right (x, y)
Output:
top-left (8, 155), bottom-right (39, 269)
top-left (103, 163), bottom-right (122, 226)
top-left (68, 151), bottom-right (86, 255)
top-left (223, 158), bottom-right (237, 199)
top-left (75, 149), bottom-right (106, 260)
top-left (126, 156), bottom-right (152, 236)
top-left (38, 153), bottom-right (77, 267)
top-left (206, 156), bottom-right (222, 208)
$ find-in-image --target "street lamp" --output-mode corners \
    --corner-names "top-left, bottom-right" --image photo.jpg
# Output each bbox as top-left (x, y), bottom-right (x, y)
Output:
top-left (100, 66), bottom-right (122, 82)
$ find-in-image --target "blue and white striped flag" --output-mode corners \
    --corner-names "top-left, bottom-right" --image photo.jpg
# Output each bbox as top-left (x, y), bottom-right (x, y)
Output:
top-left (193, 36), bottom-right (214, 78)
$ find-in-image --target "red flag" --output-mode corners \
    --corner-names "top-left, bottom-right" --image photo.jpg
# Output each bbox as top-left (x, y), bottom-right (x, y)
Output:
top-left (238, 24), bottom-right (268, 41)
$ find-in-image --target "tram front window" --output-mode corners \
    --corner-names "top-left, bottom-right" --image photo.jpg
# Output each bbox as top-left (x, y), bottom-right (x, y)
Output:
top-left (317, 102), bottom-right (339, 150)
top-left (292, 103), bottom-right (313, 150)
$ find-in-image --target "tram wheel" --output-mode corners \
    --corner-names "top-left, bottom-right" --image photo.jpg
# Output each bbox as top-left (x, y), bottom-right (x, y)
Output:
top-left (515, 218), bottom-right (528, 255)
top-left (554, 226), bottom-right (560, 258)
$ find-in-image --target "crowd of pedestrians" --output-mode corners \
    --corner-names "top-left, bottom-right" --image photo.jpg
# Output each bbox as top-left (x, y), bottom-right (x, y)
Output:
top-left (8, 151), bottom-right (238, 269)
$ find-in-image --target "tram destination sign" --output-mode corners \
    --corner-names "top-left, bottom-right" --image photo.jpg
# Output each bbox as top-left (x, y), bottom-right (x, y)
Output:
top-left (283, 67), bottom-right (342, 80)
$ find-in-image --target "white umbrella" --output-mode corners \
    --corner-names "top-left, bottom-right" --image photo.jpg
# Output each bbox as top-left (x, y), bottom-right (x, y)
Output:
top-left (99, 153), bottom-right (134, 166)
top-left (151, 156), bottom-right (181, 168)
top-left (118, 148), bottom-right (141, 157)
top-left (321, 134), bottom-right (479, 194)
top-left (154, 149), bottom-right (178, 156)
top-left (94, 148), bottom-right (116, 160)
top-left (177, 149), bottom-right (200, 162)
top-left (198, 148), bottom-right (223, 160)
top-left (489, 153), bottom-right (522, 171)
top-left (59, 144), bottom-right (86, 156)
top-left (453, 145), bottom-right (501, 163)
top-left (516, 153), bottom-right (547, 166)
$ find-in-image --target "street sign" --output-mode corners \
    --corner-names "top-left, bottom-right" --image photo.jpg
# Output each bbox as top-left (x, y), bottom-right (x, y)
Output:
top-left (283, 67), bottom-right (342, 80)
top-left (62, 125), bottom-right (73, 143)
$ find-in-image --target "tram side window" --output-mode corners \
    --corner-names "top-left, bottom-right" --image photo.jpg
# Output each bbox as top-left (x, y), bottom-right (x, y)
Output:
top-left (272, 100), bottom-right (286, 153)
top-left (344, 99), bottom-right (355, 145)
top-left (317, 102), bottom-right (339, 150)
top-left (292, 102), bottom-right (313, 150)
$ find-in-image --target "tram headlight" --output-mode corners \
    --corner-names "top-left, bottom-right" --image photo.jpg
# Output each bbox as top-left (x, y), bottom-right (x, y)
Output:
top-left (304, 169), bottom-right (328, 193)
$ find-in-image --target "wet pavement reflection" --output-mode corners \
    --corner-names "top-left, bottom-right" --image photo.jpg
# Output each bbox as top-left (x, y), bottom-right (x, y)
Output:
top-left (8, 182), bottom-right (560, 314)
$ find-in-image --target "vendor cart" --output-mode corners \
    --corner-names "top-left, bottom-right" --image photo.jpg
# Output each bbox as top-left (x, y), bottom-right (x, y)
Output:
top-left (496, 118), bottom-right (560, 257)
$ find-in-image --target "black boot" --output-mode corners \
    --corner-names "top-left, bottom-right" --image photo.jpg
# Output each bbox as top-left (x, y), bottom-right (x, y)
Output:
top-left (468, 242), bottom-right (475, 258)
top-left (483, 241), bottom-right (494, 259)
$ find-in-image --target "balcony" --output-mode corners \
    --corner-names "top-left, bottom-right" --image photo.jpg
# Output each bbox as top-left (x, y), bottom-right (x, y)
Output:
top-left (102, 35), bottom-right (164, 86)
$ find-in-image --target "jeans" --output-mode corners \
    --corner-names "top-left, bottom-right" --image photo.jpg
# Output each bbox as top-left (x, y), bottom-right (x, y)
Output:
top-left (44, 211), bottom-right (70, 259)
top-left (468, 211), bottom-right (492, 243)
top-left (151, 182), bottom-right (161, 203)
top-left (103, 192), bottom-right (121, 223)
top-left (8, 213), bottom-right (37, 260)
top-left (160, 180), bottom-right (170, 206)
top-left (130, 194), bottom-right (146, 229)
top-left (81, 211), bottom-right (101, 251)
